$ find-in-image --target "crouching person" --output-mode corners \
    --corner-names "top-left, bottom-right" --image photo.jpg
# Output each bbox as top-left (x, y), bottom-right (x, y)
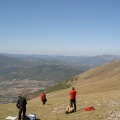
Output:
top-left (16, 96), bottom-right (27, 120)
top-left (65, 106), bottom-right (74, 114)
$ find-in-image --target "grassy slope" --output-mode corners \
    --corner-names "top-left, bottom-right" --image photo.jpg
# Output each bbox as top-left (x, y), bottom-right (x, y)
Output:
top-left (1, 60), bottom-right (120, 120)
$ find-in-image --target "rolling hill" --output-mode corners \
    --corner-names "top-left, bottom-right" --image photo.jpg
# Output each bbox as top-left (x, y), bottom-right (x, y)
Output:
top-left (0, 60), bottom-right (120, 120)
top-left (0, 54), bottom-right (86, 82)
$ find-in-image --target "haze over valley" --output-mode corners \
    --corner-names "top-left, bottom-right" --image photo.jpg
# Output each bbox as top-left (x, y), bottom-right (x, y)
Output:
top-left (0, 53), bottom-right (120, 104)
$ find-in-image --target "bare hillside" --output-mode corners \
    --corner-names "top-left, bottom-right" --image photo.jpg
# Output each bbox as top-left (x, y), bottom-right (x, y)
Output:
top-left (0, 60), bottom-right (120, 120)
top-left (71, 60), bottom-right (120, 94)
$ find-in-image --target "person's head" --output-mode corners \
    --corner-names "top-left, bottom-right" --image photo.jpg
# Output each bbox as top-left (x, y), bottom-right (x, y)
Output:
top-left (18, 96), bottom-right (22, 99)
top-left (72, 87), bottom-right (75, 90)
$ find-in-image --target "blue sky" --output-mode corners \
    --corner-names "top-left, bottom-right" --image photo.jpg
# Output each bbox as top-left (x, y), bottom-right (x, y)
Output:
top-left (0, 0), bottom-right (120, 56)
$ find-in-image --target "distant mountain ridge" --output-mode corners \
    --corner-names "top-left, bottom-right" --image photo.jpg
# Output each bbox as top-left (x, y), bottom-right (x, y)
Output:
top-left (0, 53), bottom-right (120, 82)
top-left (0, 54), bottom-right (86, 82)
top-left (1, 53), bottom-right (120, 65)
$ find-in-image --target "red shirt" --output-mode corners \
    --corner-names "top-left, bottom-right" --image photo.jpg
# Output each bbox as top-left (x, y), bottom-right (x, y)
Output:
top-left (70, 90), bottom-right (76, 99)
top-left (40, 93), bottom-right (46, 101)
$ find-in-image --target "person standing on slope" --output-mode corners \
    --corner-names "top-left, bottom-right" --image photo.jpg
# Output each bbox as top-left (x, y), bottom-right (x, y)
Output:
top-left (40, 92), bottom-right (47, 105)
top-left (70, 87), bottom-right (77, 112)
top-left (16, 96), bottom-right (27, 120)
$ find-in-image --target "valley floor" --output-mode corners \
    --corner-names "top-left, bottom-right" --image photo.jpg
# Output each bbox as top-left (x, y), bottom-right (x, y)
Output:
top-left (0, 89), bottom-right (120, 120)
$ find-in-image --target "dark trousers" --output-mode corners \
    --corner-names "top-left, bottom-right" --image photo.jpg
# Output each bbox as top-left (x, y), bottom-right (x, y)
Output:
top-left (42, 97), bottom-right (47, 105)
top-left (70, 99), bottom-right (76, 111)
top-left (18, 108), bottom-right (26, 120)
top-left (42, 99), bottom-right (46, 105)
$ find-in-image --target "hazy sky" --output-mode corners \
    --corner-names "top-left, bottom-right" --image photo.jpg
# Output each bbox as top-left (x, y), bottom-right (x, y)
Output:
top-left (0, 0), bottom-right (120, 56)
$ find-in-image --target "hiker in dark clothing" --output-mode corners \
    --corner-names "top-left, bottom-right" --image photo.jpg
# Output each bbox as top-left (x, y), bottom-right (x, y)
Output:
top-left (70, 87), bottom-right (77, 112)
top-left (16, 96), bottom-right (27, 120)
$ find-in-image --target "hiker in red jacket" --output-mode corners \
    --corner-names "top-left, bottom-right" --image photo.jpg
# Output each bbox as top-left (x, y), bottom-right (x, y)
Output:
top-left (70, 87), bottom-right (76, 112)
top-left (40, 92), bottom-right (47, 105)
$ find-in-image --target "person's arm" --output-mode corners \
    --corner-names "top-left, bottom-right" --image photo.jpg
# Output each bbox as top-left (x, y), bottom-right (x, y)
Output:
top-left (25, 99), bottom-right (27, 105)
top-left (16, 100), bottom-right (20, 109)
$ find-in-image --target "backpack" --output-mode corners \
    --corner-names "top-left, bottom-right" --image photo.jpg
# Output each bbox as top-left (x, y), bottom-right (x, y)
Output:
top-left (28, 114), bottom-right (36, 120)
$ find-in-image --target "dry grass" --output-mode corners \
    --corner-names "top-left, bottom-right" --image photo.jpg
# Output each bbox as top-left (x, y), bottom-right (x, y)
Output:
top-left (1, 60), bottom-right (120, 120)
top-left (1, 90), bottom-right (120, 120)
